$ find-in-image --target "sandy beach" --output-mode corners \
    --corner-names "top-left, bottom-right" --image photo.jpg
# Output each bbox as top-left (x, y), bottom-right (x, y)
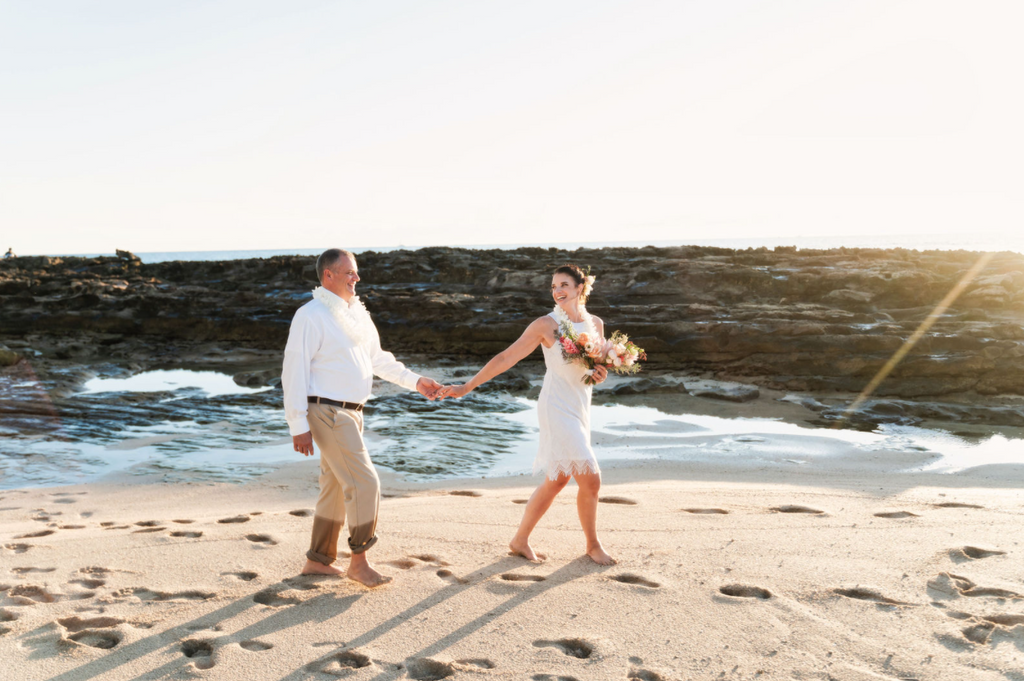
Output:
top-left (3, 438), bottom-right (1023, 681)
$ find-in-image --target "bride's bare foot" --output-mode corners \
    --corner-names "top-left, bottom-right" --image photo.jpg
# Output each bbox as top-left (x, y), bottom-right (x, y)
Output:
top-left (509, 538), bottom-right (547, 562)
top-left (586, 543), bottom-right (616, 566)
top-left (301, 559), bottom-right (344, 576)
top-left (346, 561), bottom-right (392, 588)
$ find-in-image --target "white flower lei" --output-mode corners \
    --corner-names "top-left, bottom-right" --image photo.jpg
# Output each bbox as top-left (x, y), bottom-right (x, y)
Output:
top-left (312, 286), bottom-right (374, 347)
top-left (553, 304), bottom-right (598, 340)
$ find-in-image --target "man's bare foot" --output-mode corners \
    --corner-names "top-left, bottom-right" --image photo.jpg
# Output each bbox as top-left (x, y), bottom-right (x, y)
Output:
top-left (301, 559), bottom-right (344, 576)
top-left (346, 561), bottom-right (392, 588)
top-left (586, 544), bottom-right (616, 566)
top-left (509, 538), bottom-right (547, 562)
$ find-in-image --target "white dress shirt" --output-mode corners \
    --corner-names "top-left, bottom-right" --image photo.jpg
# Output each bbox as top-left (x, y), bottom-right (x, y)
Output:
top-left (282, 290), bottom-right (421, 436)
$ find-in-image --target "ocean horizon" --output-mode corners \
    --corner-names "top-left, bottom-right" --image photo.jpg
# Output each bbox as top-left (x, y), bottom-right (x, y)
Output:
top-left (18, 233), bottom-right (1024, 264)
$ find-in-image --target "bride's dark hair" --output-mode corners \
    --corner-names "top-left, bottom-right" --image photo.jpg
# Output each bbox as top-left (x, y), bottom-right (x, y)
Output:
top-left (553, 263), bottom-right (593, 303)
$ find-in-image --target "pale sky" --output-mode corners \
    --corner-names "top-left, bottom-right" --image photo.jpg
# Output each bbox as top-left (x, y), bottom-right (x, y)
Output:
top-left (2, 1), bottom-right (1022, 255)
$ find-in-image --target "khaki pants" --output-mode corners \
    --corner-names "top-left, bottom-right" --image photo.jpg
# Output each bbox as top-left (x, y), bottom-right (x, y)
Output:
top-left (306, 403), bottom-right (380, 565)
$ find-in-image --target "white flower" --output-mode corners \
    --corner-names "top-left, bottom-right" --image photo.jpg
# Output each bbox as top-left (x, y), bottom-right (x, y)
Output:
top-left (312, 287), bottom-right (373, 346)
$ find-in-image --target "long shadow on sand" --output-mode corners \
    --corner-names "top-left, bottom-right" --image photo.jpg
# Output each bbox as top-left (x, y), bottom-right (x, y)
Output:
top-left (43, 578), bottom-right (361, 681)
top-left (277, 555), bottom-right (611, 681)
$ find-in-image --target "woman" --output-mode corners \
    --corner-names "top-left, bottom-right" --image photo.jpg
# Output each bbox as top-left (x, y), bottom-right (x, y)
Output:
top-left (441, 264), bottom-right (615, 565)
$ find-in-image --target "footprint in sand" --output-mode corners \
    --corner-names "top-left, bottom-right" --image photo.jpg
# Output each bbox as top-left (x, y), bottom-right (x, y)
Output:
top-left (598, 496), bottom-right (637, 506)
top-left (512, 499), bottom-right (529, 504)
top-left (8, 585), bottom-right (58, 604)
top-left (960, 615), bottom-right (1024, 645)
top-left (171, 519), bottom-right (195, 524)
top-left (57, 524), bottom-right (86, 530)
top-left (68, 630), bottom-right (122, 649)
top-left (289, 509), bottom-right (313, 517)
top-left (629, 670), bottom-right (668, 681)
top-left (531, 675), bottom-right (581, 681)
top-left (610, 574), bottom-right (661, 589)
top-left (58, 616), bottom-right (123, 632)
top-left (406, 657), bottom-right (456, 680)
top-left (245, 534), bottom-right (277, 545)
top-left (253, 579), bottom-right (318, 607)
top-left (78, 567), bottom-right (111, 576)
top-left (124, 587), bottom-right (216, 602)
top-left (928, 573), bottom-right (1023, 600)
top-left (170, 531), bottom-right (203, 539)
top-left (950, 546), bottom-right (1006, 561)
top-left (69, 579), bottom-right (106, 590)
top-left (410, 554), bottom-right (450, 566)
top-left (181, 639), bottom-right (216, 670)
top-left (306, 649), bottom-right (373, 675)
top-left (682, 508), bottom-right (729, 514)
top-left (223, 571), bottom-right (258, 582)
top-left (933, 502), bottom-right (984, 509)
top-left (0, 609), bottom-right (19, 623)
top-left (135, 520), bottom-right (161, 527)
top-left (962, 622), bottom-right (996, 644)
top-left (834, 587), bottom-right (910, 606)
top-left (770, 505), bottom-right (824, 515)
top-left (12, 567), bottom-right (56, 574)
top-left (436, 569), bottom-right (469, 585)
top-left (52, 498), bottom-right (78, 505)
top-left (448, 490), bottom-right (483, 497)
top-left (501, 573), bottom-right (546, 583)
top-left (533, 638), bottom-right (595, 659)
top-left (388, 558), bottom-right (418, 570)
top-left (455, 659), bottom-right (495, 670)
top-left (4, 543), bottom-right (31, 554)
top-left (132, 527), bottom-right (165, 534)
top-left (218, 515), bottom-right (250, 524)
top-left (719, 584), bottom-right (772, 600)
top-left (15, 529), bottom-right (55, 539)
top-left (874, 511), bottom-right (920, 519)
top-left (239, 640), bottom-right (273, 651)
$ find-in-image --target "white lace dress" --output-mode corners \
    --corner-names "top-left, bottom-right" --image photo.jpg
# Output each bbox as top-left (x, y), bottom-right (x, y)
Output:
top-left (533, 313), bottom-right (600, 480)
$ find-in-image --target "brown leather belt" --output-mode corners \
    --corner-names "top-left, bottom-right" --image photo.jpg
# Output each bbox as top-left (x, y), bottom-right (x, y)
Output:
top-left (308, 396), bottom-right (364, 411)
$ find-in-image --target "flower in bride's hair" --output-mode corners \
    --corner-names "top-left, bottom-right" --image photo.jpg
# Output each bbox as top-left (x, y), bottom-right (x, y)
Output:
top-left (582, 274), bottom-right (596, 298)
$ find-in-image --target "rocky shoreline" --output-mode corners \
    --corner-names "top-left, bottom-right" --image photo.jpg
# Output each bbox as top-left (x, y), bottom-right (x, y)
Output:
top-left (2, 245), bottom-right (1024, 432)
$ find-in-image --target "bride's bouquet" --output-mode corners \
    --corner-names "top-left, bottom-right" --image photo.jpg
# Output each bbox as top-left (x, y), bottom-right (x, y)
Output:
top-left (558, 327), bottom-right (647, 385)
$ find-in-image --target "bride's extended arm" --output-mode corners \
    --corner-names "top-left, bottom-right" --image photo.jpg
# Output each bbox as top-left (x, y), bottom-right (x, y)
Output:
top-left (443, 317), bottom-right (554, 397)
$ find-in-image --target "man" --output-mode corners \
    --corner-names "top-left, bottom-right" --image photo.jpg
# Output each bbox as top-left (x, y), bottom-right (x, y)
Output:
top-left (3, 248), bottom-right (13, 260)
top-left (282, 248), bottom-right (444, 587)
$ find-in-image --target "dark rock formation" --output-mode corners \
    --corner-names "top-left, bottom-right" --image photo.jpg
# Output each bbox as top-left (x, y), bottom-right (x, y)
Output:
top-left (2, 245), bottom-right (1024, 407)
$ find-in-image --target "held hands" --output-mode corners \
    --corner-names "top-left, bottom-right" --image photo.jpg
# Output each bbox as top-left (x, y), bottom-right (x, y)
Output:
top-left (416, 376), bottom-right (446, 401)
top-left (437, 384), bottom-right (472, 399)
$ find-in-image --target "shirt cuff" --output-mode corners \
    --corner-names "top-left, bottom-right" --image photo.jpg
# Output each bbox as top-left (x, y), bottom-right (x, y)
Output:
top-left (402, 371), bottom-right (423, 392)
top-left (287, 417), bottom-right (310, 437)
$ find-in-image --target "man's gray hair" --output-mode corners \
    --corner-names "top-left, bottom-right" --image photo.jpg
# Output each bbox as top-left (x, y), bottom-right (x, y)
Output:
top-left (316, 248), bottom-right (356, 284)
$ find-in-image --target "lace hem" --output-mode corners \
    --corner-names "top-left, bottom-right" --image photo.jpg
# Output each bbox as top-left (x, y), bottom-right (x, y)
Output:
top-left (534, 458), bottom-right (600, 481)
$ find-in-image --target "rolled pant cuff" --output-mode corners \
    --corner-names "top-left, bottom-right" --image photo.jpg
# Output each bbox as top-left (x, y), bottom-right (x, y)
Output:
top-left (306, 549), bottom-right (336, 566)
top-left (348, 534), bottom-right (378, 554)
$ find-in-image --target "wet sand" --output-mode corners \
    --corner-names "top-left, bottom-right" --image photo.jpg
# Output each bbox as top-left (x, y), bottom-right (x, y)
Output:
top-left (2, 431), bottom-right (1023, 680)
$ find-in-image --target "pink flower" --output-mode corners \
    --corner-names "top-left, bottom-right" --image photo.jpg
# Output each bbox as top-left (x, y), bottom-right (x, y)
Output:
top-left (561, 337), bottom-right (579, 354)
